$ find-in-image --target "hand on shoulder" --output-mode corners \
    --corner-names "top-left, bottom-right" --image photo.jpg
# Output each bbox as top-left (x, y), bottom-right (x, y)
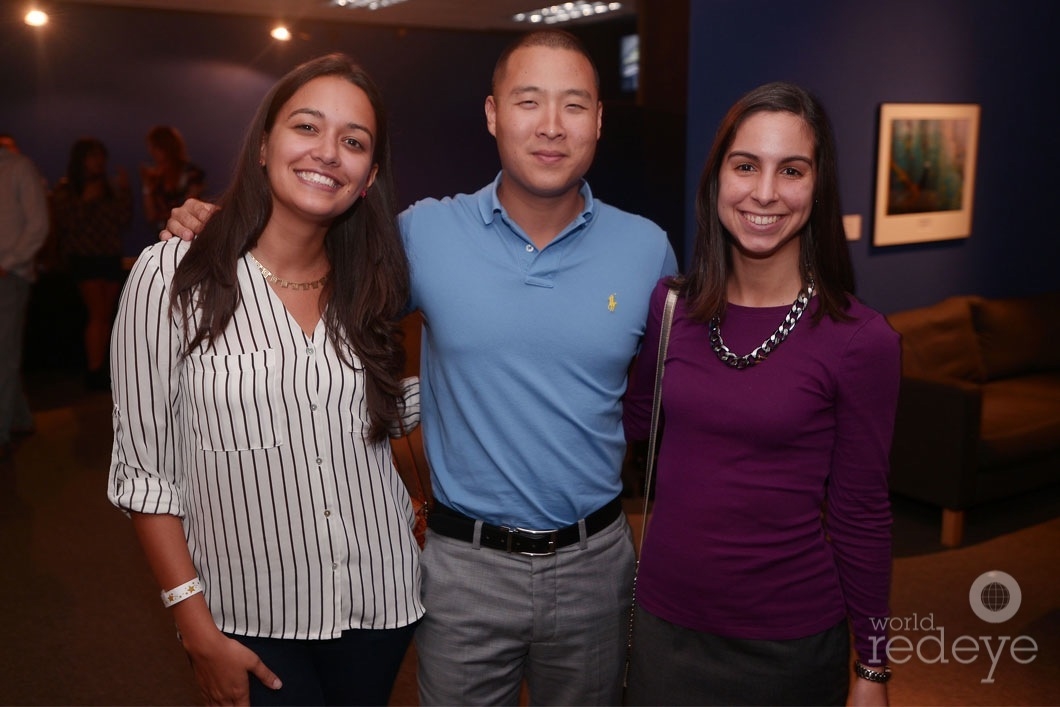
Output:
top-left (159, 198), bottom-right (218, 242)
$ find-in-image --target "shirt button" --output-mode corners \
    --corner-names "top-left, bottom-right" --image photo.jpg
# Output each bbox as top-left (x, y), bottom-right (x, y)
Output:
top-left (305, 346), bottom-right (314, 355)
top-left (315, 457), bottom-right (323, 465)
top-left (332, 562), bottom-right (338, 570)
top-left (324, 509), bottom-right (331, 517)
top-left (311, 404), bottom-right (318, 411)
top-left (525, 244), bottom-right (534, 253)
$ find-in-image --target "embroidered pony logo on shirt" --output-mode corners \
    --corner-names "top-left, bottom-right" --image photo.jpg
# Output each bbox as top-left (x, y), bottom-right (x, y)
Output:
top-left (608, 293), bottom-right (617, 312)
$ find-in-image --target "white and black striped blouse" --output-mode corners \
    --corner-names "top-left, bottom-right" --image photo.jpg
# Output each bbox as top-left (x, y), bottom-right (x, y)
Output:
top-left (108, 239), bottom-right (423, 639)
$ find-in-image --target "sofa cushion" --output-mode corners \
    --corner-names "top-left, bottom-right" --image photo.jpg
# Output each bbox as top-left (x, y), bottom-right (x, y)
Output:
top-left (972, 291), bottom-right (1060, 380)
top-left (887, 296), bottom-right (987, 382)
top-left (982, 372), bottom-right (1060, 402)
top-left (979, 374), bottom-right (1060, 467)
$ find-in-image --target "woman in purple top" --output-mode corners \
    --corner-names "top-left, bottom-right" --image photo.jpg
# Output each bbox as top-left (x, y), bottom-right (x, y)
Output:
top-left (623, 82), bottom-right (900, 705)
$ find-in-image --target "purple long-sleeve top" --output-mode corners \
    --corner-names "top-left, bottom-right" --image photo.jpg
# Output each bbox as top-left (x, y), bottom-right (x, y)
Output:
top-left (624, 280), bottom-right (901, 666)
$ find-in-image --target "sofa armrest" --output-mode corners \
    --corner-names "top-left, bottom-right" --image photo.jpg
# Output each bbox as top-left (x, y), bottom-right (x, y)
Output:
top-left (888, 376), bottom-right (983, 509)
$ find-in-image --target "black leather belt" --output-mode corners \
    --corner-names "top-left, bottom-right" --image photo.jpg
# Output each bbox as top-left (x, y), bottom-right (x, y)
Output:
top-left (427, 496), bottom-right (623, 556)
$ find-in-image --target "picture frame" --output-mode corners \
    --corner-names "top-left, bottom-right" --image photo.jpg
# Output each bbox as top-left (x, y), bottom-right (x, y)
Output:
top-left (873, 103), bottom-right (981, 246)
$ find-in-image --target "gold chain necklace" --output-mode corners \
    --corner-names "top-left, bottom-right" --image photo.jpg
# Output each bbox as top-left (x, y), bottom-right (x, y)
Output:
top-left (247, 251), bottom-right (329, 291)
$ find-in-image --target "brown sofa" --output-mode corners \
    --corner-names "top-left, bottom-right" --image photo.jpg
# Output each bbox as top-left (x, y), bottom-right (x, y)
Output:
top-left (885, 291), bottom-right (1060, 546)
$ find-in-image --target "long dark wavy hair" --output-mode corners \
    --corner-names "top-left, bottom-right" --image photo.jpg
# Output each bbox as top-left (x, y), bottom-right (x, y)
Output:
top-left (169, 53), bottom-right (410, 443)
top-left (64, 138), bottom-right (113, 198)
top-left (678, 81), bottom-right (855, 323)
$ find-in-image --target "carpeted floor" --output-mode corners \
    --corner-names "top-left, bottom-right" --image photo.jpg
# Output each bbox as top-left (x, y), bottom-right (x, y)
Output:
top-left (886, 516), bottom-right (1060, 705)
top-left (1, 369), bottom-right (1057, 706)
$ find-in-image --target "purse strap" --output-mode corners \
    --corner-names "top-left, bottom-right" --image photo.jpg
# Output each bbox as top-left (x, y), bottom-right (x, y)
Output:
top-left (638, 286), bottom-right (678, 546)
top-left (625, 287), bottom-right (678, 688)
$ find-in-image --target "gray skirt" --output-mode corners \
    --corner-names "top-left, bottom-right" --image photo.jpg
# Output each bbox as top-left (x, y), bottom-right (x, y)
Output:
top-left (624, 605), bottom-right (850, 706)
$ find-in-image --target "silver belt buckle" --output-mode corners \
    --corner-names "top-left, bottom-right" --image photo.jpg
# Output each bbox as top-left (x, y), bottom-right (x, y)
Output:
top-left (504, 527), bottom-right (559, 556)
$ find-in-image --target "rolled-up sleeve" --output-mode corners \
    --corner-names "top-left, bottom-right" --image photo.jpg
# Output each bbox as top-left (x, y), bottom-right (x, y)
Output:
top-left (390, 376), bottom-right (421, 437)
top-left (107, 243), bottom-right (186, 517)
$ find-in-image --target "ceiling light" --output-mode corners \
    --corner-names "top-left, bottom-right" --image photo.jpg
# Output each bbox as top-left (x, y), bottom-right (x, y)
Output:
top-left (25, 9), bottom-right (49, 26)
top-left (330, 0), bottom-right (409, 9)
top-left (512, 2), bottom-right (622, 24)
top-left (271, 25), bottom-right (292, 41)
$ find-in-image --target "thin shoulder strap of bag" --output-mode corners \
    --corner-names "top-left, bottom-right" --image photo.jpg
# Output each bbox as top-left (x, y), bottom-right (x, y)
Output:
top-left (624, 287), bottom-right (678, 689)
top-left (638, 287), bottom-right (678, 549)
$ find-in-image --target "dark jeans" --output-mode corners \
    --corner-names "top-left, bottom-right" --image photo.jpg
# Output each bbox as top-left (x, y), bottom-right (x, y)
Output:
top-left (229, 622), bottom-right (418, 706)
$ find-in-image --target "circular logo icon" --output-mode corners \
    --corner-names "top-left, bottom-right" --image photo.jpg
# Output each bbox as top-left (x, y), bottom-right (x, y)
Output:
top-left (969, 571), bottom-right (1022, 623)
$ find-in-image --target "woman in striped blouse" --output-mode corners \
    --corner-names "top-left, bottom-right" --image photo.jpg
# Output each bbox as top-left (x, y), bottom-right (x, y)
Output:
top-left (108, 54), bottom-right (423, 706)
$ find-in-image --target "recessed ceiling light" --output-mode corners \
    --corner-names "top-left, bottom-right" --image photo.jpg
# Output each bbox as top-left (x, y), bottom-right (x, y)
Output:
top-left (271, 25), bottom-right (292, 41)
top-left (512, 2), bottom-right (622, 24)
top-left (330, 0), bottom-right (409, 9)
top-left (25, 9), bottom-right (49, 26)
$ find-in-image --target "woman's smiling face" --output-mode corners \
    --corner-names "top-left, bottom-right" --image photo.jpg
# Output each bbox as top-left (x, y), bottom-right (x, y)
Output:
top-left (262, 75), bottom-right (378, 230)
top-left (718, 110), bottom-right (816, 261)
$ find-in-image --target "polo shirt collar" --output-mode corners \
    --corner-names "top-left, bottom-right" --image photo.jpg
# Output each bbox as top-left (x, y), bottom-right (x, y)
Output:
top-left (478, 171), bottom-right (596, 230)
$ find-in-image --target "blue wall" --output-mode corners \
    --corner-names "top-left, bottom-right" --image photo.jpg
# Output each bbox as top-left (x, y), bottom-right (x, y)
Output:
top-left (7, 1), bottom-right (1055, 316)
top-left (1, 3), bottom-right (641, 259)
top-left (686, 0), bottom-right (1060, 313)
top-left (1, 4), bottom-right (515, 256)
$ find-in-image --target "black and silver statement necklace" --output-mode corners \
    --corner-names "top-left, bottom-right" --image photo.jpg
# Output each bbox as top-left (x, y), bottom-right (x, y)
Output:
top-left (708, 278), bottom-right (815, 369)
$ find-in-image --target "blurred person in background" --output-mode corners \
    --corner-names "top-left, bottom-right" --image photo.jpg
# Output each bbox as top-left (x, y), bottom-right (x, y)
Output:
top-left (141, 125), bottom-right (205, 233)
top-left (0, 132), bottom-right (49, 458)
top-left (50, 138), bottom-right (132, 390)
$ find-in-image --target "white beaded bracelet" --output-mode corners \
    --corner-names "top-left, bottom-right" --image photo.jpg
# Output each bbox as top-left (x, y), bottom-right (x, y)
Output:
top-left (160, 577), bottom-right (203, 608)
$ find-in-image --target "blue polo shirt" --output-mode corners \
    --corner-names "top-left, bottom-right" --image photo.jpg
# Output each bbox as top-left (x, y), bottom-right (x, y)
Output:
top-left (400, 173), bottom-right (677, 528)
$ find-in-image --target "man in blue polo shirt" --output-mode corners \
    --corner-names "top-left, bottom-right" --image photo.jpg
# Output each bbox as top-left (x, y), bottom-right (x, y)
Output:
top-left (402, 31), bottom-right (675, 705)
top-left (161, 29), bottom-right (676, 706)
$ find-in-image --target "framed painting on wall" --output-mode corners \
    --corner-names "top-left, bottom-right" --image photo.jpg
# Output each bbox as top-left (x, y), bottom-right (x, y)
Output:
top-left (873, 103), bottom-right (981, 246)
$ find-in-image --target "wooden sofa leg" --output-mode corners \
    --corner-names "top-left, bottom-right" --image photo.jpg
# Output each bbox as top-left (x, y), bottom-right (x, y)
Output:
top-left (941, 509), bottom-right (965, 547)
